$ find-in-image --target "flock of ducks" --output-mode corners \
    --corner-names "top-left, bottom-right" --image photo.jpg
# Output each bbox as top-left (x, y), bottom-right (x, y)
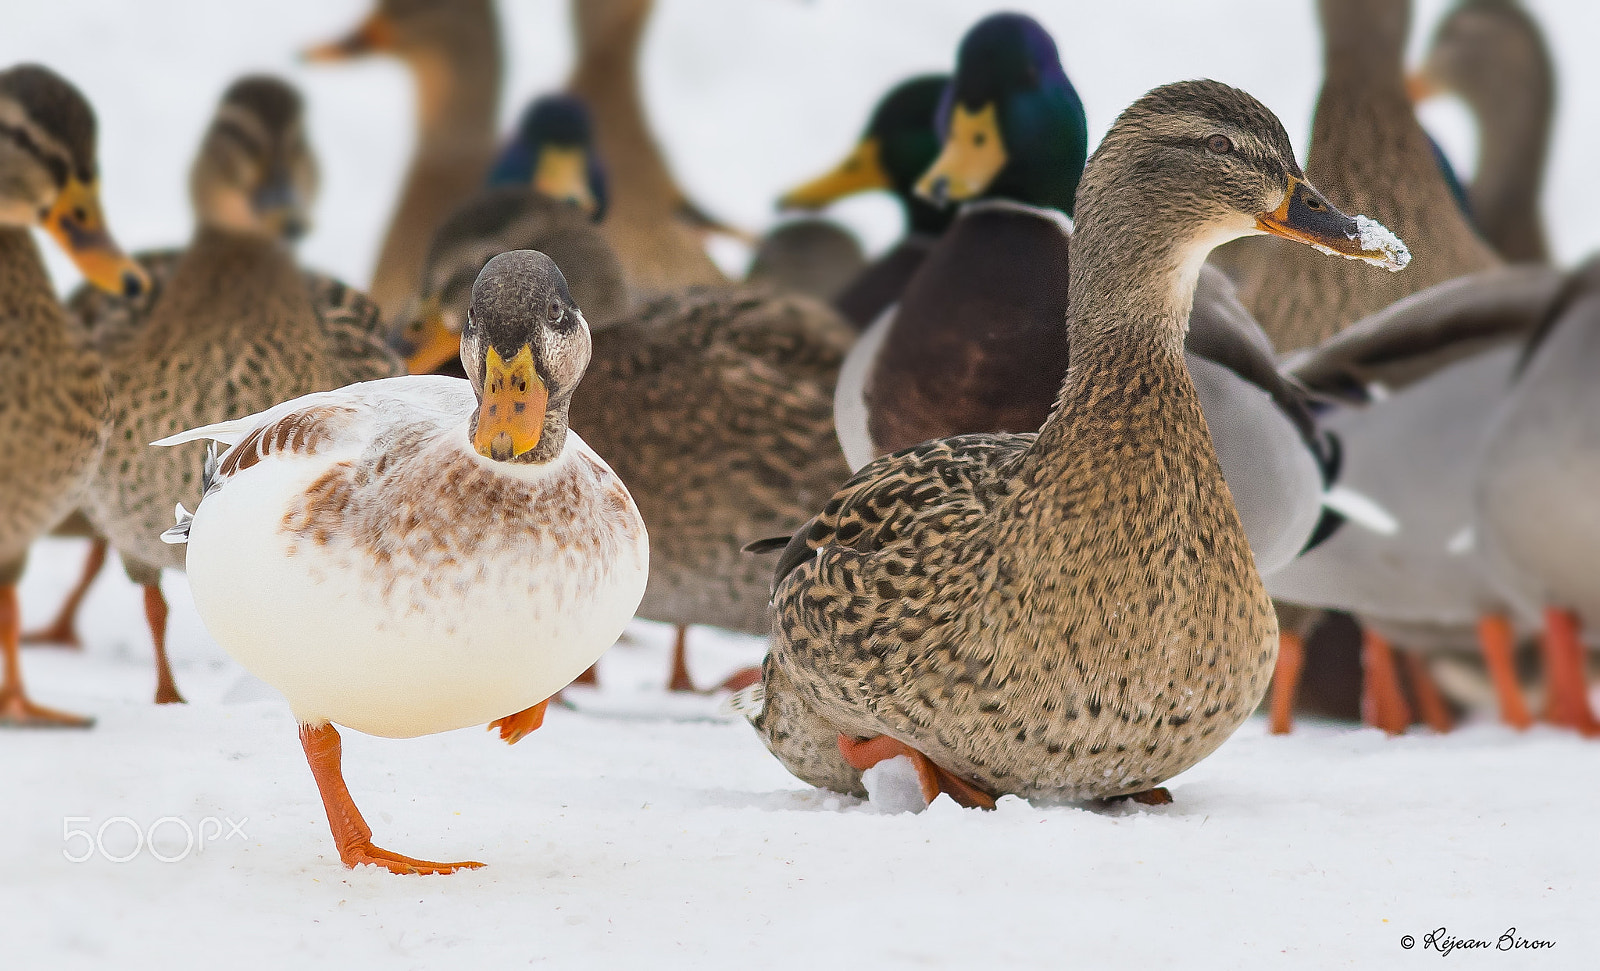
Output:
top-left (0, 0), bottom-right (1592, 873)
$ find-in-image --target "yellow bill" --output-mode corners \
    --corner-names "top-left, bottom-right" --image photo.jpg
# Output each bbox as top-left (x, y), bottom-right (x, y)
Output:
top-left (400, 296), bottom-right (462, 375)
top-left (302, 11), bottom-right (396, 61)
top-left (474, 344), bottom-right (547, 460)
top-left (534, 146), bottom-right (596, 214)
top-left (915, 102), bottom-right (1007, 205)
top-left (777, 138), bottom-right (890, 210)
top-left (44, 177), bottom-right (148, 297)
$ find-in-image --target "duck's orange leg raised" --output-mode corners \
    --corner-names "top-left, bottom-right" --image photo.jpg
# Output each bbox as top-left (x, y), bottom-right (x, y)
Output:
top-left (1361, 627), bottom-right (1412, 735)
top-left (21, 538), bottom-right (107, 648)
top-left (1477, 614), bottom-right (1532, 730)
top-left (1269, 630), bottom-right (1305, 735)
top-left (489, 699), bottom-right (548, 744)
top-left (838, 734), bottom-right (997, 810)
top-left (0, 586), bottom-right (93, 728)
top-left (298, 722), bottom-right (484, 874)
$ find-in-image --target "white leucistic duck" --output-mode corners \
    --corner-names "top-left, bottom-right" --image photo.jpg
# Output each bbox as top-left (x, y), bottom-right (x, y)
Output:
top-left (158, 250), bottom-right (648, 873)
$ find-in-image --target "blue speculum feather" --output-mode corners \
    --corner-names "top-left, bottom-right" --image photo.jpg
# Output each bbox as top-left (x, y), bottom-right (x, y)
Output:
top-left (1426, 131), bottom-right (1476, 227)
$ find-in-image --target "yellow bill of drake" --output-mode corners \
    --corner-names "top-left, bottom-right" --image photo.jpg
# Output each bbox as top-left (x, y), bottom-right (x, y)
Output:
top-left (474, 344), bottom-right (547, 460)
top-left (915, 102), bottom-right (1007, 205)
top-left (44, 176), bottom-right (149, 297)
top-left (402, 296), bottom-right (463, 375)
top-left (778, 138), bottom-right (891, 210)
top-left (1255, 176), bottom-right (1411, 272)
top-left (534, 146), bottom-right (596, 214)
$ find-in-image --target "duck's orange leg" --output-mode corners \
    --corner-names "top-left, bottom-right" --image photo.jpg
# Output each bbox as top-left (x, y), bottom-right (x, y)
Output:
top-left (1539, 608), bottom-right (1600, 736)
top-left (142, 585), bottom-right (184, 705)
top-left (0, 586), bottom-right (93, 728)
top-left (837, 734), bottom-right (997, 810)
top-left (1361, 627), bottom-right (1412, 735)
top-left (1476, 615), bottom-right (1532, 729)
top-left (1401, 652), bottom-right (1454, 733)
top-left (298, 722), bottom-right (484, 874)
top-left (488, 699), bottom-right (548, 744)
top-left (667, 624), bottom-right (698, 693)
top-left (21, 538), bottom-right (107, 649)
top-left (1269, 630), bottom-right (1305, 735)
top-left (571, 663), bottom-right (598, 687)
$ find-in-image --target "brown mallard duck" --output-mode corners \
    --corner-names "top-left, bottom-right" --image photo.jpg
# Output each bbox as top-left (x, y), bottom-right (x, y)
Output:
top-left (567, 0), bottom-right (729, 297)
top-left (740, 80), bottom-right (1408, 808)
top-left (1411, 0), bottom-right (1553, 264)
top-left (0, 64), bottom-right (147, 726)
top-left (80, 77), bottom-right (401, 705)
top-left (1224, 0), bottom-right (1499, 352)
top-left (304, 0), bottom-right (503, 321)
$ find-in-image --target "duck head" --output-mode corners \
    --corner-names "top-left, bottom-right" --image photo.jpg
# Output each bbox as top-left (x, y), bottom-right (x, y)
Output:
top-left (0, 64), bottom-right (145, 296)
top-left (1409, 0), bottom-right (1551, 115)
top-left (190, 76), bottom-right (318, 243)
top-left (461, 250), bottom-right (591, 464)
top-left (1070, 80), bottom-right (1409, 323)
top-left (915, 13), bottom-right (1087, 216)
top-left (778, 75), bottom-right (953, 236)
top-left (487, 94), bottom-right (607, 220)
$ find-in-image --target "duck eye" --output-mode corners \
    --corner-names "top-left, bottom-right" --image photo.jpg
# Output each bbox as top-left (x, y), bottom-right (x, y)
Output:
top-left (547, 299), bottom-right (563, 323)
top-left (1207, 135), bottom-right (1234, 155)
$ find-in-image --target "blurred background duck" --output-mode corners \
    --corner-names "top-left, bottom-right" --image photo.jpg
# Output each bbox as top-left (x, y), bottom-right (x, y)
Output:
top-left (159, 250), bottom-right (648, 874)
top-left (0, 64), bottom-right (146, 727)
top-left (777, 74), bottom-right (954, 329)
top-left (1222, 0), bottom-right (1500, 352)
top-left (304, 0), bottom-right (503, 322)
top-left (743, 219), bottom-right (865, 305)
top-left (79, 77), bottom-right (402, 706)
top-left (395, 93), bottom-right (628, 381)
top-left (831, 12), bottom-right (1365, 582)
top-left (1411, 0), bottom-right (1553, 265)
top-left (744, 80), bottom-right (1408, 809)
top-left (568, 0), bottom-right (730, 297)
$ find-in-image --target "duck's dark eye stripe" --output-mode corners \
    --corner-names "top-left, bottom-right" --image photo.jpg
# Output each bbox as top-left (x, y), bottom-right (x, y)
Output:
top-left (213, 119), bottom-right (265, 157)
top-left (0, 119), bottom-right (68, 187)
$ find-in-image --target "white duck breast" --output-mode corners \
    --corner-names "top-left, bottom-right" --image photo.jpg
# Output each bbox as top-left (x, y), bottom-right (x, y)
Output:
top-left (1474, 281), bottom-right (1600, 629)
top-left (1264, 347), bottom-right (1518, 629)
top-left (166, 376), bottom-right (649, 738)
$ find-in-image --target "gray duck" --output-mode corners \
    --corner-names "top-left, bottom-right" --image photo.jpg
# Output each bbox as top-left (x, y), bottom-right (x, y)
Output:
top-left (81, 77), bottom-right (401, 705)
top-left (304, 0), bottom-right (503, 322)
top-left (1224, 0), bottom-right (1499, 352)
top-left (0, 64), bottom-right (146, 726)
top-left (1411, 0), bottom-right (1553, 265)
top-left (741, 80), bottom-right (1409, 808)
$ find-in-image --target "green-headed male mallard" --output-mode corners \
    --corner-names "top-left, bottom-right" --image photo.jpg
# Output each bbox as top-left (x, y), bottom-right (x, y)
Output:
top-left (740, 79), bottom-right (1409, 809)
top-left (778, 74), bottom-right (954, 329)
top-left (304, 0), bottom-right (503, 321)
top-left (81, 77), bottom-right (401, 706)
top-left (1, 64), bottom-right (146, 726)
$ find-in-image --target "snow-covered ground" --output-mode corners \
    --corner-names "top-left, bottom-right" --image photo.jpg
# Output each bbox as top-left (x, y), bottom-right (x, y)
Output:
top-left (6, 1), bottom-right (1600, 968)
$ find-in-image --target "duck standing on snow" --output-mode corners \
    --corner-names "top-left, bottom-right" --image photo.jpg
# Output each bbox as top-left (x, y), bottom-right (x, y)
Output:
top-left (81, 78), bottom-right (402, 706)
top-left (777, 74), bottom-right (954, 328)
top-left (742, 80), bottom-right (1410, 809)
top-left (304, 0), bottom-right (503, 321)
top-left (0, 64), bottom-right (147, 727)
top-left (160, 250), bottom-right (648, 873)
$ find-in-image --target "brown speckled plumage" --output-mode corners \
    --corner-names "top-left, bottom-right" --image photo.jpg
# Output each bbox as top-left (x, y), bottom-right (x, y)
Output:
top-left (568, 286), bottom-right (854, 635)
top-left (1225, 0), bottom-right (1499, 352)
top-left (751, 81), bottom-right (1334, 802)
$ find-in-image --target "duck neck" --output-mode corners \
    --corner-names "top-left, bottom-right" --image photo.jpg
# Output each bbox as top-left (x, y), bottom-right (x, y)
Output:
top-left (568, 0), bottom-right (677, 213)
top-left (1465, 60), bottom-right (1553, 262)
top-left (0, 228), bottom-right (60, 330)
top-left (410, 31), bottom-right (502, 156)
top-left (151, 225), bottom-right (306, 343)
top-left (1318, 0), bottom-right (1410, 101)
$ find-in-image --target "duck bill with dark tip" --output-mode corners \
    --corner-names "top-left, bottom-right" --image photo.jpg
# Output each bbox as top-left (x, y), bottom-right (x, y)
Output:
top-left (779, 137), bottom-right (892, 210)
top-left (397, 295), bottom-right (460, 375)
top-left (1254, 176), bottom-right (1409, 270)
top-left (472, 343), bottom-right (547, 461)
top-left (44, 175), bottom-right (147, 296)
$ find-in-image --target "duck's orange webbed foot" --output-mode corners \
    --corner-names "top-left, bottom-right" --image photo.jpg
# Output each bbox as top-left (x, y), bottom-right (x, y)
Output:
top-left (1269, 630), bottom-right (1305, 735)
top-left (1476, 614), bottom-right (1532, 730)
top-left (488, 700), bottom-right (549, 745)
top-left (837, 733), bottom-right (997, 810)
top-left (716, 666), bottom-right (763, 693)
top-left (1361, 627), bottom-right (1413, 735)
top-left (337, 841), bottom-right (485, 876)
top-left (21, 538), bottom-right (107, 649)
top-left (0, 687), bottom-right (95, 728)
top-left (1539, 608), bottom-right (1600, 737)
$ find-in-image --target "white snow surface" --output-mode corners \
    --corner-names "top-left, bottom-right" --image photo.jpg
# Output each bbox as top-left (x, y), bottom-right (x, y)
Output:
top-left (7, 1), bottom-right (1600, 967)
